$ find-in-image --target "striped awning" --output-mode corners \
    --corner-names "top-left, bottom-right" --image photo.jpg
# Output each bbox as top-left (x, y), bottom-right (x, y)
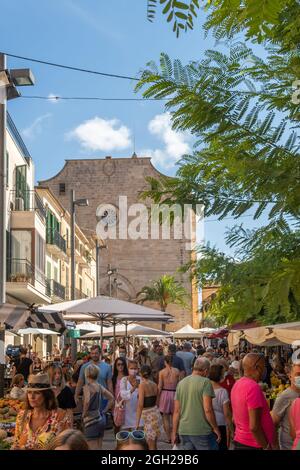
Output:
top-left (0, 303), bottom-right (66, 334)
top-left (0, 303), bottom-right (31, 330)
top-left (25, 311), bottom-right (66, 334)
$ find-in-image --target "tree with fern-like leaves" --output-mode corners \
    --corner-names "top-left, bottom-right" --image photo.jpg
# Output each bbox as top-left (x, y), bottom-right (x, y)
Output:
top-left (135, 2), bottom-right (300, 326)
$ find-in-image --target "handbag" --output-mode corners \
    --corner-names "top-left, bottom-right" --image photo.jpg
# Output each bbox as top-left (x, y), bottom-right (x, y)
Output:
top-left (114, 393), bottom-right (125, 427)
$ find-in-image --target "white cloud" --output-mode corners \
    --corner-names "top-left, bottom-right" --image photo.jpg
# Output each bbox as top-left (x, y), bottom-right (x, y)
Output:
top-left (67, 116), bottom-right (132, 152)
top-left (140, 112), bottom-right (191, 169)
top-left (22, 113), bottom-right (52, 140)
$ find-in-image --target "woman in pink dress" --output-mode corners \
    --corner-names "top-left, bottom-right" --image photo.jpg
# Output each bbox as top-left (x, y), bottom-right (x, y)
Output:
top-left (289, 396), bottom-right (300, 450)
top-left (157, 356), bottom-right (180, 443)
top-left (112, 357), bottom-right (128, 434)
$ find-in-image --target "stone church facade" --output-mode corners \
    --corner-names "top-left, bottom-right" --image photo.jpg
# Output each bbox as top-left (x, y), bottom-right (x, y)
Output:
top-left (39, 155), bottom-right (199, 330)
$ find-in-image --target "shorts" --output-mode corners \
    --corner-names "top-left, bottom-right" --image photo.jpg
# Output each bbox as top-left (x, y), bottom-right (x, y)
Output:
top-left (83, 415), bottom-right (106, 440)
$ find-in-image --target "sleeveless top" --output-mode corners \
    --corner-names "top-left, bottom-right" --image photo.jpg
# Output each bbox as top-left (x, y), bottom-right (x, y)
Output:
top-left (83, 385), bottom-right (103, 428)
top-left (144, 396), bottom-right (157, 408)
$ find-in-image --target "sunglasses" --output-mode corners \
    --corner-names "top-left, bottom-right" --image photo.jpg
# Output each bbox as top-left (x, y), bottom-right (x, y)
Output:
top-left (117, 363), bottom-right (125, 367)
top-left (116, 430), bottom-right (145, 441)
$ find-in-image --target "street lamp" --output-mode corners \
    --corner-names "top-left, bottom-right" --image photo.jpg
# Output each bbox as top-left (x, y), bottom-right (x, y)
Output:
top-left (70, 190), bottom-right (89, 362)
top-left (70, 190), bottom-right (89, 301)
top-left (0, 53), bottom-right (35, 398)
top-left (107, 265), bottom-right (117, 297)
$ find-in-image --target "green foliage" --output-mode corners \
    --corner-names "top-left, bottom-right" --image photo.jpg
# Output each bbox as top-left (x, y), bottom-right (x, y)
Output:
top-left (136, 39), bottom-right (300, 325)
top-left (147, 0), bottom-right (202, 37)
top-left (146, 0), bottom-right (299, 49)
top-left (185, 225), bottom-right (300, 325)
top-left (137, 274), bottom-right (189, 311)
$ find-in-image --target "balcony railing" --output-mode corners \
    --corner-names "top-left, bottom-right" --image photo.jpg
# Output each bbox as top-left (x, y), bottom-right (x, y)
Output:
top-left (46, 279), bottom-right (66, 300)
top-left (46, 228), bottom-right (67, 254)
top-left (7, 258), bottom-right (34, 284)
top-left (65, 287), bottom-right (88, 300)
top-left (10, 190), bottom-right (47, 221)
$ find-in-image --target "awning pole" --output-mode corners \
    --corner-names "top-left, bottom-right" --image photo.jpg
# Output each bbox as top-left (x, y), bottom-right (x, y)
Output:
top-left (113, 321), bottom-right (116, 363)
top-left (125, 322), bottom-right (128, 356)
top-left (100, 316), bottom-right (104, 359)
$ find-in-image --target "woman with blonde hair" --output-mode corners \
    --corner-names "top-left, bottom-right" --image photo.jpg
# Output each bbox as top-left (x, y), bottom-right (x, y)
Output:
top-left (82, 364), bottom-right (114, 450)
top-left (48, 364), bottom-right (76, 417)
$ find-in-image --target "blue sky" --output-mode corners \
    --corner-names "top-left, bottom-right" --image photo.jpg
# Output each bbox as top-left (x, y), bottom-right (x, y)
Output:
top-left (1, 0), bottom-right (269, 254)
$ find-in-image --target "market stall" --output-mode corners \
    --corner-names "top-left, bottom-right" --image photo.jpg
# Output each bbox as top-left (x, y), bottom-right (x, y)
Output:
top-left (0, 398), bottom-right (25, 450)
top-left (228, 321), bottom-right (300, 352)
top-left (173, 324), bottom-right (203, 339)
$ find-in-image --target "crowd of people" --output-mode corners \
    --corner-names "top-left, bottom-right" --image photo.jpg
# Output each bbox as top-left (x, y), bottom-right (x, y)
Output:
top-left (3, 339), bottom-right (300, 451)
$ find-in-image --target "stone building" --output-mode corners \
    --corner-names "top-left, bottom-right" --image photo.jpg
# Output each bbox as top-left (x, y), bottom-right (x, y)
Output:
top-left (39, 155), bottom-right (199, 330)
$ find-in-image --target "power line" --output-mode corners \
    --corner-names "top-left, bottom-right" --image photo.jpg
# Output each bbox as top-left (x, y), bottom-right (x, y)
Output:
top-left (2, 51), bottom-right (139, 81)
top-left (20, 95), bottom-right (166, 102)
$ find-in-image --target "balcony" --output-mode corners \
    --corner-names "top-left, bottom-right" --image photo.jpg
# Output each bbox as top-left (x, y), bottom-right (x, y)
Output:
top-left (46, 228), bottom-right (67, 260)
top-left (46, 279), bottom-right (66, 302)
top-left (10, 190), bottom-right (47, 221)
top-left (6, 258), bottom-right (51, 304)
top-left (65, 287), bottom-right (88, 301)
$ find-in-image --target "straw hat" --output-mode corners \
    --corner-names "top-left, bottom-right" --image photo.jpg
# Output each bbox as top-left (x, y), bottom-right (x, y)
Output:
top-left (26, 373), bottom-right (53, 391)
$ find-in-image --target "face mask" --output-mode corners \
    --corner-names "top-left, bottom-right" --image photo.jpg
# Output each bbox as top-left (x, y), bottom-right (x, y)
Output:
top-left (294, 376), bottom-right (300, 388)
top-left (129, 369), bottom-right (138, 376)
top-left (119, 353), bottom-right (126, 358)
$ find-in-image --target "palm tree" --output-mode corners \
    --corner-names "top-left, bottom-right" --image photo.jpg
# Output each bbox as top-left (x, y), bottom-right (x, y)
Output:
top-left (137, 275), bottom-right (189, 330)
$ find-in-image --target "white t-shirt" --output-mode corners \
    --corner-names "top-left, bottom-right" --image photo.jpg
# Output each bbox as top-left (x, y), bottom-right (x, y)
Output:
top-left (212, 387), bottom-right (229, 426)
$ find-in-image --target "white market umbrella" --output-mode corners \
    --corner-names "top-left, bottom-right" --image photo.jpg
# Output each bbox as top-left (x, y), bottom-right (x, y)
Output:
top-left (81, 323), bottom-right (172, 339)
top-left (18, 328), bottom-right (59, 335)
top-left (197, 328), bottom-right (216, 335)
top-left (38, 295), bottom-right (173, 357)
top-left (173, 324), bottom-right (204, 339)
top-left (76, 322), bottom-right (100, 332)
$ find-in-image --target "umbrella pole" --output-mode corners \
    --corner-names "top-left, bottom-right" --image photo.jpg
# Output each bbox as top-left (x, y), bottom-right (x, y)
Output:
top-left (125, 322), bottom-right (128, 356)
top-left (113, 321), bottom-right (116, 363)
top-left (100, 316), bottom-right (104, 360)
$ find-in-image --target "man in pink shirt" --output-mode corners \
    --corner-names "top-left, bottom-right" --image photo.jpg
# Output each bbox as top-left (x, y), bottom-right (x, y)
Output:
top-left (231, 353), bottom-right (275, 450)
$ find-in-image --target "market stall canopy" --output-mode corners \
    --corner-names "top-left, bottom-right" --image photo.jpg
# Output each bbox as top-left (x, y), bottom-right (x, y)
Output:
top-left (81, 323), bottom-right (172, 339)
top-left (228, 321), bottom-right (300, 351)
top-left (207, 328), bottom-right (229, 339)
top-left (38, 296), bottom-right (173, 322)
top-left (173, 324), bottom-right (203, 338)
top-left (197, 328), bottom-right (216, 335)
top-left (18, 328), bottom-right (59, 336)
top-left (0, 303), bottom-right (66, 333)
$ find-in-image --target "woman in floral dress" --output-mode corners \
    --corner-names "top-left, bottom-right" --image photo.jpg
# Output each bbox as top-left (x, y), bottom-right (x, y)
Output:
top-left (12, 373), bottom-right (72, 450)
top-left (136, 365), bottom-right (163, 450)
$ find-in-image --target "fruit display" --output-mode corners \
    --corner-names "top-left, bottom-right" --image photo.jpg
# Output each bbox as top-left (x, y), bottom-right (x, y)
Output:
top-left (0, 399), bottom-right (24, 450)
top-left (0, 398), bottom-right (24, 421)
